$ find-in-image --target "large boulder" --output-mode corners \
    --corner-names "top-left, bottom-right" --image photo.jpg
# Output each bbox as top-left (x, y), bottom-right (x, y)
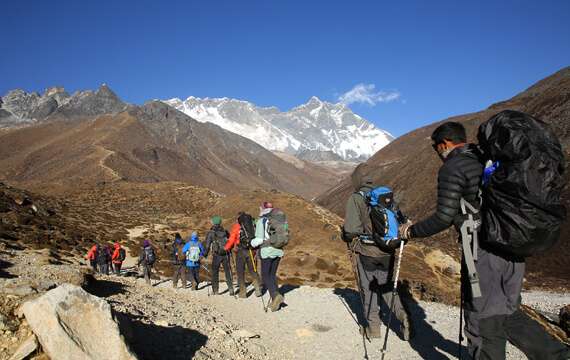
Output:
top-left (22, 284), bottom-right (137, 360)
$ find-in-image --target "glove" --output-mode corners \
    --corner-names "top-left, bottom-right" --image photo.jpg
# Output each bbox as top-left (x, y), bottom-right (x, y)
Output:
top-left (399, 220), bottom-right (413, 241)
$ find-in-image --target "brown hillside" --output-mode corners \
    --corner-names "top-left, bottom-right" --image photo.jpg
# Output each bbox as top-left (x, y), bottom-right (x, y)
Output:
top-left (0, 103), bottom-right (341, 199)
top-left (316, 66), bottom-right (570, 291)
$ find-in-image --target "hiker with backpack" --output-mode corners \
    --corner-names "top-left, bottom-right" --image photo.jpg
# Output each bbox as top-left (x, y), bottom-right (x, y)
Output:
top-left (225, 212), bottom-right (263, 298)
top-left (204, 216), bottom-right (235, 296)
top-left (183, 232), bottom-right (205, 290)
top-left (172, 233), bottom-right (186, 288)
top-left (86, 243), bottom-right (98, 272)
top-left (342, 166), bottom-right (412, 340)
top-left (111, 242), bottom-right (126, 275)
top-left (399, 117), bottom-right (569, 360)
top-left (137, 240), bottom-right (156, 286)
top-left (251, 202), bottom-right (288, 312)
top-left (96, 243), bottom-right (111, 275)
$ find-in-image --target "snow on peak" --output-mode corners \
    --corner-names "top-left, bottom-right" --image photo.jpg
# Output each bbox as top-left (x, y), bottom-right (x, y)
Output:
top-left (162, 96), bottom-right (393, 161)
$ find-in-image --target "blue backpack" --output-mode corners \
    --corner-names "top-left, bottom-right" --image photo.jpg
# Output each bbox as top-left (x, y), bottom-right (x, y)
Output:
top-left (360, 186), bottom-right (403, 250)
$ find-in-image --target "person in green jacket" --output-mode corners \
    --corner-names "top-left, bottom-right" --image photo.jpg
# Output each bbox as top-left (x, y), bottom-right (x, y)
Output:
top-left (251, 201), bottom-right (284, 312)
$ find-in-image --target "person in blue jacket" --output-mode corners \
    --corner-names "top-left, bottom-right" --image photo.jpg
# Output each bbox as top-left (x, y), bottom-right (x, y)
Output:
top-left (182, 232), bottom-right (205, 290)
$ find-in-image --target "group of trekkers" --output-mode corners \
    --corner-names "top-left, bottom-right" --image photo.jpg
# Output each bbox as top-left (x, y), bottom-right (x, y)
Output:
top-left (136, 201), bottom-right (288, 312)
top-left (85, 242), bottom-right (127, 275)
top-left (83, 110), bottom-right (569, 359)
top-left (343, 111), bottom-right (569, 359)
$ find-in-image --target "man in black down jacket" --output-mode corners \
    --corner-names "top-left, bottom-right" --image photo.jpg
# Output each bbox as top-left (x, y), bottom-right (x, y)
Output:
top-left (400, 122), bottom-right (568, 360)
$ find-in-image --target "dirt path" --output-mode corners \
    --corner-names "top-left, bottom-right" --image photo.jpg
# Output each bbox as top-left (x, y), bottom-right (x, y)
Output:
top-left (145, 270), bottom-right (561, 359)
top-left (2, 246), bottom-right (567, 360)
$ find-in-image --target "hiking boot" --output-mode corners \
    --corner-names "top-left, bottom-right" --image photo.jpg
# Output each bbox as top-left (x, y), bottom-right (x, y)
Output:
top-left (270, 293), bottom-right (284, 312)
top-left (360, 325), bottom-right (381, 339)
top-left (239, 287), bottom-right (247, 299)
top-left (192, 283), bottom-right (198, 291)
top-left (401, 317), bottom-right (413, 341)
top-left (253, 281), bottom-right (263, 297)
top-left (228, 287), bottom-right (235, 297)
top-left (212, 287), bottom-right (219, 295)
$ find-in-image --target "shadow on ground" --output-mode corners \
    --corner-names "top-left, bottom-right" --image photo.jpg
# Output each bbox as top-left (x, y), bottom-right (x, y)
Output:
top-left (116, 311), bottom-right (208, 360)
top-left (334, 281), bottom-right (468, 359)
top-left (85, 279), bottom-right (129, 298)
top-left (280, 284), bottom-right (300, 295)
top-left (0, 258), bottom-right (17, 279)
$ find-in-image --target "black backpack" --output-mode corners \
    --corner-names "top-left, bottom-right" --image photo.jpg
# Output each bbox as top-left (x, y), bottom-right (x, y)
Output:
top-left (96, 245), bottom-right (108, 264)
top-left (144, 246), bottom-right (156, 265)
top-left (210, 228), bottom-right (228, 256)
top-left (118, 248), bottom-right (126, 262)
top-left (238, 213), bottom-right (255, 248)
top-left (477, 110), bottom-right (566, 257)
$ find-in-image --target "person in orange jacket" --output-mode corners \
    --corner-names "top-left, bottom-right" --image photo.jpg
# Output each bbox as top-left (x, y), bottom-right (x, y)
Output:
top-left (86, 244), bottom-right (98, 272)
top-left (225, 212), bottom-right (262, 298)
top-left (111, 242), bottom-right (126, 275)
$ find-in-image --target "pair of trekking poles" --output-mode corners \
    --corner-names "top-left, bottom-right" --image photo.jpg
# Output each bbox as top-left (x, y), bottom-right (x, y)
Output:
top-left (348, 241), bottom-right (405, 360)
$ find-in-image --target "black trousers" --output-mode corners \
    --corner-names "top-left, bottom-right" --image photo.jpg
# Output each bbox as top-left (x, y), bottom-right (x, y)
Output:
top-left (471, 310), bottom-right (570, 360)
top-left (187, 267), bottom-right (200, 287)
top-left (98, 262), bottom-right (109, 275)
top-left (261, 257), bottom-right (281, 299)
top-left (113, 262), bottom-right (122, 274)
top-left (211, 254), bottom-right (233, 292)
top-left (236, 248), bottom-right (260, 289)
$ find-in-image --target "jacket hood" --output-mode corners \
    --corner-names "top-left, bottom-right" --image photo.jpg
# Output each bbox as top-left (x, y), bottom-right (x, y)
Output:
top-left (351, 163), bottom-right (374, 191)
top-left (190, 233), bottom-right (199, 242)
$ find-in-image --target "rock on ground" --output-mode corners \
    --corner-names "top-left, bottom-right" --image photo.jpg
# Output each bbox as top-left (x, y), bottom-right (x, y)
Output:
top-left (22, 284), bottom-right (137, 360)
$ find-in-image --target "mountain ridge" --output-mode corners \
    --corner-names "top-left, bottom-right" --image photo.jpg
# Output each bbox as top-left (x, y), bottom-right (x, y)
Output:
top-left (163, 95), bottom-right (393, 161)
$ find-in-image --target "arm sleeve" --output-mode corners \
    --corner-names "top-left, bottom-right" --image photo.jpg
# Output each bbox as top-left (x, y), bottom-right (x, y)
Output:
top-left (225, 224), bottom-right (240, 251)
top-left (112, 249), bottom-right (119, 261)
top-left (410, 166), bottom-right (465, 238)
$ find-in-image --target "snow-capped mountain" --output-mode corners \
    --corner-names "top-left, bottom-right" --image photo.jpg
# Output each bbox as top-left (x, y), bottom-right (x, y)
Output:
top-left (163, 96), bottom-right (393, 161)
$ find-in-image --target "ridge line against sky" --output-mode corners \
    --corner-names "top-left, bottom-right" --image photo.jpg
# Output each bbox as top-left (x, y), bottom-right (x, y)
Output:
top-left (1, 0), bottom-right (569, 137)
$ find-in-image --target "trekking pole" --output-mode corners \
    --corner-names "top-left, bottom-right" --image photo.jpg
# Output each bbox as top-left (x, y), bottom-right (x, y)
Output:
top-left (458, 259), bottom-right (465, 360)
top-left (249, 248), bottom-right (257, 273)
top-left (380, 241), bottom-right (405, 360)
top-left (201, 264), bottom-right (211, 296)
top-left (346, 243), bottom-right (370, 360)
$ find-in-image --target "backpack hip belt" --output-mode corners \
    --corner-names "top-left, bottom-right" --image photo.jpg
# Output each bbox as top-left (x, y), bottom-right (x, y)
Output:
top-left (460, 198), bottom-right (482, 298)
top-left (358, 234), bottom-right (375, 245)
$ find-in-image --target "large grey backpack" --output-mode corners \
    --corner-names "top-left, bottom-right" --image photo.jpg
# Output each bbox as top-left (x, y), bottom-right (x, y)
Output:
top-left (266, 209), bottom-right (289, 249)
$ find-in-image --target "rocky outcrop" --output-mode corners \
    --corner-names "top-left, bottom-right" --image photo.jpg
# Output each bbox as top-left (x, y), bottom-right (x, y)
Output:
top-left (22, 284), bottom-right (137, 360)
top-left (560, 304), bottom-right (570, 337)
top-left (0, 85), bottom-right (126, 127)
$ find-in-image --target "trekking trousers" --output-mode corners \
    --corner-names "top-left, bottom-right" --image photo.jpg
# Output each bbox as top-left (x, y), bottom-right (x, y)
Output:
top-left (172, 263), bottom-right (187, 288)
top-left (187, 266), bottom-right (200, 288)
top-left (113, 262), bottom-right (122, 275)
top-left (236, 247), bottom-right (260, 290)
top-left (356, 254), bottom-right (409, 330)
top-left (464, 247), bottom-right (569, 360)
top-left (261, 257), bottom-right (281, 299)
top-left (142, 264), bottom-right (152, 285)
top-left (98, 262), bottom-right (109, 275)
top-left (90, 260), bottom-right (97, 272)
top-left (211, 254), bottom-right (233, 293)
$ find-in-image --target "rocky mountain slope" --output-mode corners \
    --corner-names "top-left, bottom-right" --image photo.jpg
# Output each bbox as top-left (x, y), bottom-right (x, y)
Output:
top-left (0, 85), bottom-right (128, 127)
top-left (164, 96), bottom-right (394, 161)
top-left (316, 66), bottom-right (570, 290)
top-left (0, 91), bottom-right (345, 199)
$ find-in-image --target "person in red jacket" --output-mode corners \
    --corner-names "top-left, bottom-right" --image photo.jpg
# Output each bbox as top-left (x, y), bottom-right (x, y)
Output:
top-left (111, 243), bottom-right (125, 275)
top-left (225, 212), bottom-right (262, 298)
top-left (86, 244), bottom-right (98, 272)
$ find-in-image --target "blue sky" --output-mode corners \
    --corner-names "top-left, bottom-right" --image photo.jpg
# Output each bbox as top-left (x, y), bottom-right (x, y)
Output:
top-left (1, 0), bottom-right (569, 137)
